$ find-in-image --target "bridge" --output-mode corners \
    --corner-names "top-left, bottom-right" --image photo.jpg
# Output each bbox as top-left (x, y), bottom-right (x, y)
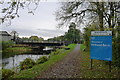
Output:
top-left (16, 40), bottom-right (65, 46)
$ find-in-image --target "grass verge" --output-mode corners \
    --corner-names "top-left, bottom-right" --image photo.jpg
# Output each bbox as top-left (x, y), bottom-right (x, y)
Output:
top-left (80, 44), bottom-right (120, 78)
top-left (2, 47), bottom-right (31, 58)
top-left (10, 44), bottom-right (76, 79)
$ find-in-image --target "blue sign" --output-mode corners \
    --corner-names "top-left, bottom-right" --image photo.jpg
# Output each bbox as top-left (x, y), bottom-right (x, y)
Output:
top-left (90, 31), bottom-right (112, 61)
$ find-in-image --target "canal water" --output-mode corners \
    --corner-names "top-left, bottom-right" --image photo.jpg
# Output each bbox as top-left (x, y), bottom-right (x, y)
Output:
top-left (2, 54), bottom-right (48, 70)
top-left (2, 47), bottom-right (53, 71)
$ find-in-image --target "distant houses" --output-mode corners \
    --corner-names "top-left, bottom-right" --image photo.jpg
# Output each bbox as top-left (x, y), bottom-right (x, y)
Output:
top-left (0, 31), bottom-right (13, 41)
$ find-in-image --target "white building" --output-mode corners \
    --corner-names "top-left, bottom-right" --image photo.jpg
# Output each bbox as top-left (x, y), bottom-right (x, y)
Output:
top-left (0, 31), bottom-right (12, 41)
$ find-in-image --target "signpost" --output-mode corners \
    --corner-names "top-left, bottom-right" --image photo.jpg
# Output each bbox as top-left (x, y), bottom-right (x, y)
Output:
top-left (90, 31), bottom-right (112, 72)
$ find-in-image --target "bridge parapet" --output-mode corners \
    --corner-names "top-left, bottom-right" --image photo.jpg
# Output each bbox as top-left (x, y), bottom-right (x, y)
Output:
top-left (16, 40), bottom-right (65, 46)
top-left (16, 40), bottom-right (64, 44)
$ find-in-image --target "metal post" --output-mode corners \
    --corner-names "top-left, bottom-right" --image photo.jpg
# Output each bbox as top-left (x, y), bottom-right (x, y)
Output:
top-left (91, 59), bottom-right (93, 70)
top-left (109, 61), bottom-right (111, 72)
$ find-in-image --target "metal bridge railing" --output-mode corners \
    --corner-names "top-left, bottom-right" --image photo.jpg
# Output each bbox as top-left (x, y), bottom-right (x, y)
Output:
top-left (16, 40), bottom-right (64, 44)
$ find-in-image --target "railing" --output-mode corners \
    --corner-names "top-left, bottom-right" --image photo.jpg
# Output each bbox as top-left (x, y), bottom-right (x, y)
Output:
top-left (16, 40), bottom-right (64, 44)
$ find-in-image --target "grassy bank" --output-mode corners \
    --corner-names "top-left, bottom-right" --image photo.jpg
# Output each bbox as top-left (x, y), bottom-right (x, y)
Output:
top-left (2, 47), bottom-right (31, 58)
top-left (10, 44), bottom-right (76, 79)
top-left (1, 41), bottom-right (31, 58)
top-left (80, 44), bottom-right (120, 78)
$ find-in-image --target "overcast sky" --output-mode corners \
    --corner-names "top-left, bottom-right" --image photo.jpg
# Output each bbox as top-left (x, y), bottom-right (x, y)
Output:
top-left (1, 2), bottom-right (69, 40)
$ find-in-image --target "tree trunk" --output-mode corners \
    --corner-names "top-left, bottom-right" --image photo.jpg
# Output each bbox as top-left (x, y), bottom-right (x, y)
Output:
top-left (99, 2), bottom-right (104, 31)
top-left (96, 2), bottom-right (104, 31)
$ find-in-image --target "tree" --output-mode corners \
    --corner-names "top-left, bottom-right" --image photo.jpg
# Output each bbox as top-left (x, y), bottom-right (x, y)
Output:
top-left (1, 0), bottom-right (40, 25)
top-left (83, 23), bottom-right (98, 50)
top-left (113, 26), bottom-right (120, 67)
top-left (39, 37), bottom-right (44, 41)
top-left (21, 37), bottom-right (30, 41)
top-left (56, 1), bottom-right (120, 67)
top-left (104, 2), bottom-right (120, 29)
top-left (47, 35), bottom-right (65, 42)
top-left (56, 1), bottom-right (120, 30)
top-left (29, 36), bottom-right (40, 41)
top-left (64, 22), bottom-right (80, 43)
top-left (56, 1), bottom-right (119, 68)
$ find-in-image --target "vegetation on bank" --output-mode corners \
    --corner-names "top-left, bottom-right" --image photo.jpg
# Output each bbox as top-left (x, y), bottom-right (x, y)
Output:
top-left (19, 56), bottom-right (48, 71)
top-left (20, 58), bottom-right (36, 70)
top-left (1, 41), bottom-right (15, 50)
top-left (80, 44), bottom-right (120, 78)
top-left (5, 44), bottom-right (76, 79)
top-left (1, 41), bottom-right (31, 58)
top-left (2, 69), bottom-right (15, 80)
top-left (2, 47), bottom-right (31, 58)
top-left (36, 56), bottom-right (48, 64)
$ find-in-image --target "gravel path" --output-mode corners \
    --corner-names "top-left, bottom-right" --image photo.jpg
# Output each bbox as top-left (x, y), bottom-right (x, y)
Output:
top-left (37, 44), bottom-right (81, 78)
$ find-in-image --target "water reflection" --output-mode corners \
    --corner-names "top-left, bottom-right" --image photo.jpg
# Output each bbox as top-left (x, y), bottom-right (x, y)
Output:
top-left (43, 47), bottom-right (53, 51)
top-left (2, 54), bottom-right (47, 69)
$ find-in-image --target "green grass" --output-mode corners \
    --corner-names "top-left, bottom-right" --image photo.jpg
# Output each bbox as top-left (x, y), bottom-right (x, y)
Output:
top-left (10, 44), bottom-right (76, 79)
top-left (2, 47), bottom-right (31, 58)
top-left (1, 41), bottom-right (31, 58)
top-left (0, 50), bottom-right (2, 53)
top-left (79, 44), bottom-right (120, 78)
top-left (80, 44), bottom-right (86, 49)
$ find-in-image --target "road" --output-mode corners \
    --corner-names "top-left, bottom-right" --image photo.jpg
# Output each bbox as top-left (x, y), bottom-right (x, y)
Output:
top-left (37, 44), bottom-right (81, 78)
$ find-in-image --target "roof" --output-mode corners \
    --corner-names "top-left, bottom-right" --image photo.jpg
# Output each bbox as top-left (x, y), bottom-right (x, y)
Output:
top-left (0, 31), bottom-right (11, 36)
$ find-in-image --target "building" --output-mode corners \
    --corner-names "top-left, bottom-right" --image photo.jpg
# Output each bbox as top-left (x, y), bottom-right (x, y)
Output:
top-left (0, 31), bottom-right (12, 41)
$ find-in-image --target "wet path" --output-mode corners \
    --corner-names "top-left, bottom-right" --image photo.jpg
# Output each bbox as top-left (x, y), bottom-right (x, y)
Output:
top-left (37, 44), bottom-right (81, 78)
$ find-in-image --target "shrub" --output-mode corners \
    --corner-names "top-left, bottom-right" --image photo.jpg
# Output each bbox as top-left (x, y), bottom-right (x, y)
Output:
top-left (2, 69), bottom-right (15, 80)
top-left (52, 51), bottom-right (59, 55)
top-left (20, 58), bottom-right (36, 70)
top-left (49, 50), bottom-right (60, 58)
top-left (36, 56), bottom-right (48, 64)
top-left (112, 27), bottom-right (120, 67)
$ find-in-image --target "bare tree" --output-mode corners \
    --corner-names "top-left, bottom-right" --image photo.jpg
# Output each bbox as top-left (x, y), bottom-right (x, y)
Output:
top-left (56, 1), bottom-right (120, 30)
top-left (0, 0), bottom-right (40, 25)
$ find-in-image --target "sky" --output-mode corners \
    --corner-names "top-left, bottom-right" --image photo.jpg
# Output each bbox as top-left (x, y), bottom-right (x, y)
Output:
top-left (1, 2), bottom-right (69, 40)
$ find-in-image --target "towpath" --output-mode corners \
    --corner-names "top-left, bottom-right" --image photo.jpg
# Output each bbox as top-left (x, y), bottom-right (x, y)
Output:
top-left (37, 44), bottom-right (81, 78)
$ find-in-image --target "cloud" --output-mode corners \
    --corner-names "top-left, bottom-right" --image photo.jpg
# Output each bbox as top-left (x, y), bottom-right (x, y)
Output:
top-left (1, 2), bottom-right (67, 39)
top-left (36, 28), bottom-right (66, 37)
top-left (37, 28), bottom-right (65, 34)
top-left (2, 25), bottom-right (66, 39)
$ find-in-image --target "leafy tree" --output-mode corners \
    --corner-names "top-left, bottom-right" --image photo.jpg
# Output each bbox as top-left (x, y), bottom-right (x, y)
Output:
top-left (39, 37), bottom-right (44, 41)
top-left (64, 22), bottom-right (80, 43)
top-left (47, 35), bottom-right (65, 41)
top-left (83, 23), bottom-right (98, 50)
top-left (29, 36), bottom-right (40, 41)
top-left (21, 37), bottom-right (30, 41)
top-left (48, 22), bottom-right (81, 43)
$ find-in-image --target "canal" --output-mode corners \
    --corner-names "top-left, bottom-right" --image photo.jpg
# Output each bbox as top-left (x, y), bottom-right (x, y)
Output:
top-left (2, 47), bottom-right (54, 72)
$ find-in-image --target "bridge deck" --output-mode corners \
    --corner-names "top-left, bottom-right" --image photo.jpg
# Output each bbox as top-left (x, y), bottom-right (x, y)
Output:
top-left (16, 41), bottom-right (64, 46)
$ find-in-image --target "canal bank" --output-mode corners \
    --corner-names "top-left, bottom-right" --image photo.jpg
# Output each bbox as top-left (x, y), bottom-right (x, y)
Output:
top-left (2, 54), bottom-right (48, 70)
top-left (3, 44), bottom-right (76, 79)
top-left (2, 46), bottom-right (55, 72)
top-left (37, 44), bottom-right (80, 78)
